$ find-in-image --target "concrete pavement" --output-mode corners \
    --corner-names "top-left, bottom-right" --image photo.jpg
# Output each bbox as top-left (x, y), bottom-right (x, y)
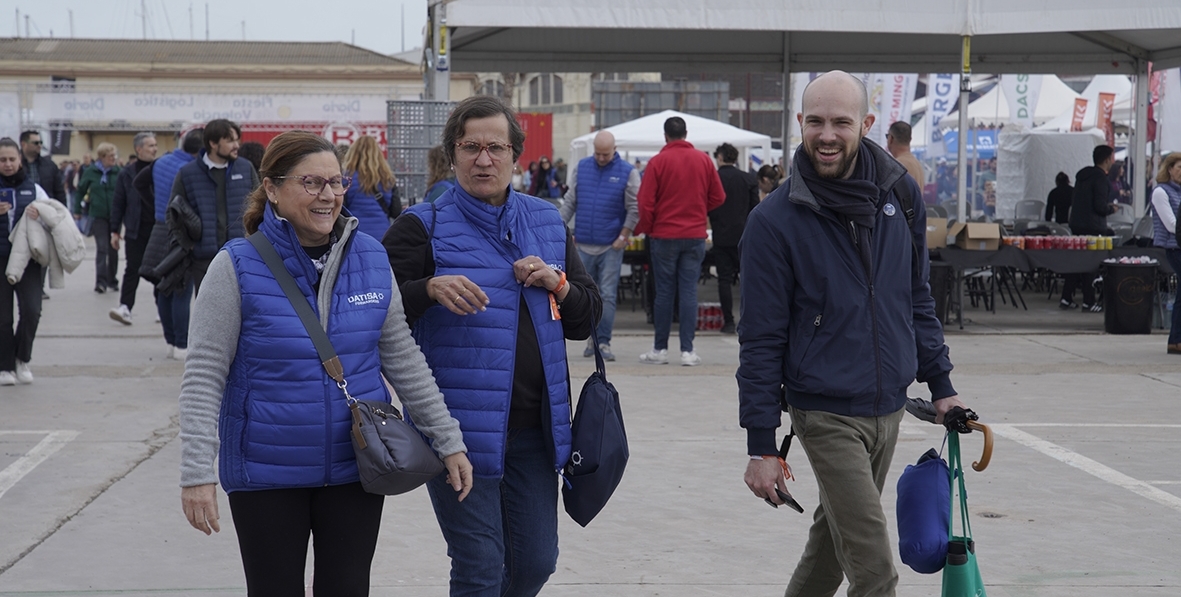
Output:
top-left (2, 239), bottom-right (1180, 595)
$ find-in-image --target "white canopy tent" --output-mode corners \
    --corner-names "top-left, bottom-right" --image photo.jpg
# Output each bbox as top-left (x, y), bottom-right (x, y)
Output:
top-left (940, 75), bottom-right (1081, 127)
top-left (428, 0), bottom-right (1181, 216)
top-left (569, 110), bottom-right (772, 171)
top-left (1035, 74), bottom-right (1133, 132)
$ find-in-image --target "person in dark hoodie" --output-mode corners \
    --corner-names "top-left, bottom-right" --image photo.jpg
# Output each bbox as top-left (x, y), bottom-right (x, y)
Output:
top-left (1062, 144), bottom-right (1121, 312)
top-left (1044, 171), bottom-right (1072, 224)
top-left (710, 142), bottom-right (760, 334)
top-left (738, 71), bottom-right (971, 597)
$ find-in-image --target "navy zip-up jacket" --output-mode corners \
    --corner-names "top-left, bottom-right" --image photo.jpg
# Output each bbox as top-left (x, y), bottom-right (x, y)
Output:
top-left (737, 141), bottom-right (955, 456)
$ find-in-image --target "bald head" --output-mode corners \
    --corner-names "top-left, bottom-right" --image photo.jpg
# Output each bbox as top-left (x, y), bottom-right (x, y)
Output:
top-left (593, 131), bottom-right (616, 167)
top-left (802, 71), bottom-right (869, 120)
top-left (796, 70), bottom-right (874, 179)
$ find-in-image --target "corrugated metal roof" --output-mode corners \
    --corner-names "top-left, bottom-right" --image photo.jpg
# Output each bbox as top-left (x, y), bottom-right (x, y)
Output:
top-left (0, 38), bottom-right (414, 67)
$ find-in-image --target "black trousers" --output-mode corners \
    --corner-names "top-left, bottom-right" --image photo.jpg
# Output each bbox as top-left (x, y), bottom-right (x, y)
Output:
top-left (120, 232), bottom-right (149, 310)
top-left (713, 245), bottom-right (740, 325)
top-left (0, 261), bottom-right (43, 370)
top-left (1061, 272), bottom-right (1097, 306)
top-left (228, 483), bottom-right (384, 597)
top-left (92, 217), bottom-right (119, 289)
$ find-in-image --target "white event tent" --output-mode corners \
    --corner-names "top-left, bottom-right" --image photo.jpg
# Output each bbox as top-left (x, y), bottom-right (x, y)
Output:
top-left (940, 75), bottom-right (1081, 127)
top-left (1035, 74), bottom-right (1133, 132)
top-left (568, 110), bottom-right (772, 170)
top-left (430, 0), bottom-right (1181, 216)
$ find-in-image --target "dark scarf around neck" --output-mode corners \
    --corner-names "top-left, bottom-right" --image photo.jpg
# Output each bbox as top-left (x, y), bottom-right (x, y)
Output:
top-left (795, 139), bottom-right (881, 229)
top-left (1, 166), bottom-right (28, 189)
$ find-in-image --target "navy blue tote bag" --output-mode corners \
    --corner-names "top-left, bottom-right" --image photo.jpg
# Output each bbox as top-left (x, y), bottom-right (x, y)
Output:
top-left (562, 327), bottom-right (629, 527)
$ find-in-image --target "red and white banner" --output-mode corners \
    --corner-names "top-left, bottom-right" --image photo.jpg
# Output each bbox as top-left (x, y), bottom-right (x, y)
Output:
top-left (1097, 92), bottom-right (1116, 146)
top-left (1070, 98), bottom-right (1088, 132)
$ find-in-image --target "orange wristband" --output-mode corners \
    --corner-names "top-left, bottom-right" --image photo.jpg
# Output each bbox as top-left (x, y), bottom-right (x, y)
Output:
top-left (552, 270), bottom-right (567, 295)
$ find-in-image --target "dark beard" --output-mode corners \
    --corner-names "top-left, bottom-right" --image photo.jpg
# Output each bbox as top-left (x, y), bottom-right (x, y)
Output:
top-left (805, 141), bottom-right (859, 179)
top-left (216, 149), bottom-right (236, 162)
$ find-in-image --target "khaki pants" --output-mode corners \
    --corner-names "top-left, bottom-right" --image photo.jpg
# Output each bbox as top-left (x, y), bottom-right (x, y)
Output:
top-left (785, 407), bottom-right (904, 597)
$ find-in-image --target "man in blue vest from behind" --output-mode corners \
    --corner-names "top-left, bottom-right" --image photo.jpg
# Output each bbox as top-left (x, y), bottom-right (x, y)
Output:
top-left (170, 119), bottom-right (259, 292)
top-left (560, 131), bottom-right (639, 362)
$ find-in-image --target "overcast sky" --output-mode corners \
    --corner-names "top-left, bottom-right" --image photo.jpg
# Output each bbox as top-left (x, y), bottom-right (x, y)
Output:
top-left (7, 0), bottom-right (427, 56)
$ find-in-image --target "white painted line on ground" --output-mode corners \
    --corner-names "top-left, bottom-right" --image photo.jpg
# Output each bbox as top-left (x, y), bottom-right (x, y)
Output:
top-left (991, 424), bottom-right (1181, 515)
top-left (0, 430), bottom-right (81, 500)
top-left (1009, 424), bottom-right (1181, 428)
top-left (1147, 481), bottom-right (1181, 485)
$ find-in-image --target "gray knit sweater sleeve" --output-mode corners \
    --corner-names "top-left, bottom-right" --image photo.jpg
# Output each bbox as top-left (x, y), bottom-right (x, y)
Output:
top-left (377, 267), bottom-right (466, 458)
top-left (178, 251), bottom-right (241, 488)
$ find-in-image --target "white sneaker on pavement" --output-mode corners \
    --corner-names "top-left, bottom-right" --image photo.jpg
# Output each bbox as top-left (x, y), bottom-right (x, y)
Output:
top-left (171, 347), bottom-right (188, 361)
top-left (639, 348), bottom-right (669, 364)
top-left (0, 371), bottom-right (15, 386)
top-left (109, 304), bottom-right (133, 325)
top-left (15, 361), bottom-right (33, 384)
top-left (681, 351), bottom-right (702, 367)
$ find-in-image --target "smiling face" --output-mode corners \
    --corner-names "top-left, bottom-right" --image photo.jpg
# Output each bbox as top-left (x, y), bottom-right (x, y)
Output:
top-left (454, 115), bottom-right (515, 205)
top-left (798, 72), bottom-right (874, 179)
top-left (265, 151), bottom-right (342, 247)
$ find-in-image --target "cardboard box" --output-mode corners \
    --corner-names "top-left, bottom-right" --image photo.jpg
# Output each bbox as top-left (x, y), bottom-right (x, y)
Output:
top-left (948, 222), bottom-right (1001, 251)
top-left (926, 217), bottom-right (949, 249)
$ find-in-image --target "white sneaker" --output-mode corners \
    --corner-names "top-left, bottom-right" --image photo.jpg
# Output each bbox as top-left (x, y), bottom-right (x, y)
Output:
top-left (639, 348), bottom-right (669, 364)
top-left (109, 304), bottom-right (133, 325)
top-left (166, 345), bottom-right (174, 359)
top-left (170, 347), bottom-right (188, 361)
top-left (15, 361), bottom-right (33, 384)
top-left (681, 351), bottom-right (702, 367)
top-left (0, 371), bottom-right (15, 386)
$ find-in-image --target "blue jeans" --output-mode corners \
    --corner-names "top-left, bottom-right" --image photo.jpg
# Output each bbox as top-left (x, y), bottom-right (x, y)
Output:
top-left (576, 247), bottom-right (623, 345)
top-left (1167, 249), bottom-right (1181, 344)
top-left (648, 238), bottom-right (705, 353)
top-left (427, 427), bottom-right (559, 597)
top-left (156, 282), bottom-right (193, 349)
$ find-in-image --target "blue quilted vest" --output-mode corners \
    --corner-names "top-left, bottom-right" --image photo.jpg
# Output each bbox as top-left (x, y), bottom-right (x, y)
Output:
top-left (405, 186), bottom-right (572, 478)
top-left (0, 175), bottom-right (38, 258)
top-left (573, 154), bottom-right (633, 246)
top-left (343, 172), bottom-right (394, 242)
top-left (177, 154), bottom-right (253, 259)
top-left (152, 149), bottom-right (195, 222)
top-left (216, 206), bottom-right (393, 493)
top-left (1152, 182), bottom-right (1181, 250)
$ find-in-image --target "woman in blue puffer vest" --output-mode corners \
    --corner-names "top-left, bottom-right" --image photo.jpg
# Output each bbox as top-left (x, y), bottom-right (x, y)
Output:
top-left (178, 131), bottom-right (471, 595)
top-left (342, 135), bottom-right (400, 241)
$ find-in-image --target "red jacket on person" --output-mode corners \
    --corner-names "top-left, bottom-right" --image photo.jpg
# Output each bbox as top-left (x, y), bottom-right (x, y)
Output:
top-left (635, 140), bottom-right (726, 239)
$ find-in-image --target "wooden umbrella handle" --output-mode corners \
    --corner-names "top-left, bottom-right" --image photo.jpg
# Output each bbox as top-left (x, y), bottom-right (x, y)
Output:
top-left (965, 420), bottom-right (993, 471)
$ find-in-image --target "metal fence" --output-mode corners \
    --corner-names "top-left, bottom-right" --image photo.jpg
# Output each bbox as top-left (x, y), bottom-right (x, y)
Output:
top-left (387, 100), bottom-right (455, 206)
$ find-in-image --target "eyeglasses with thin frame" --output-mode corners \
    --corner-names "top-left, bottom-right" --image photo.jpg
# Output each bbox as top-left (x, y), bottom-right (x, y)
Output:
top-left (274, 174), bottom-right (351, 197)
top-left (455, 141), bottom-right (512, 161)
top-left (27, 140), bottom-right (42, 146)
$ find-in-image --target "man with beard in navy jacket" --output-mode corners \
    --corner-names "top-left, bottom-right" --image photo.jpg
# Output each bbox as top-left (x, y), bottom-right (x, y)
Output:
top-left (739, 71), bottom-right (971, 597)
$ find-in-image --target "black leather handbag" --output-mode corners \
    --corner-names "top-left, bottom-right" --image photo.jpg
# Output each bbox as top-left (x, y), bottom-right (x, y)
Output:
top-left (248, 232), bottom-right (443, 496)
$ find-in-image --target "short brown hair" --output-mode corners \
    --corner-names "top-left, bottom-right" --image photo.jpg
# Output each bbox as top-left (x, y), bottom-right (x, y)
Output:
top-left (243, 131), bottom-right (335, 234)
top-left (441, 96), bottom-right (525, 165)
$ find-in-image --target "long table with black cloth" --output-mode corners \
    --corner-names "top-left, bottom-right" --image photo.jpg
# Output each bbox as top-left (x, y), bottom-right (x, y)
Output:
top-left (928, 245), bottom-right (1174, 328)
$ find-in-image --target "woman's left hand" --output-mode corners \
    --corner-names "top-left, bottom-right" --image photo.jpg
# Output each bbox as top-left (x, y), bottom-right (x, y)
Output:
top-left (24, 205), bottom-right (38, 220)
top-left (442, 452), bottom-right (473, 502)
top-left (513, 256), bottom-right (561, 290)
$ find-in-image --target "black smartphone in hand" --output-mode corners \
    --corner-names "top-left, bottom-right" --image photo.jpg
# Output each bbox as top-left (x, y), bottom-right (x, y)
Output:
top-left (765, 487), bottom-right (804, 513)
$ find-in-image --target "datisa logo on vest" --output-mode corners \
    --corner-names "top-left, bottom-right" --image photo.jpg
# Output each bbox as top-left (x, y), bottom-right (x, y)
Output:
top-left (347, 291), bottom-right (385, 306)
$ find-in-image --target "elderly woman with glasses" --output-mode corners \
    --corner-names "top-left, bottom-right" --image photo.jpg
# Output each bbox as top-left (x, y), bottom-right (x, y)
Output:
top-left (382, 96), bottom-right (601, 597)
top-left (178, 130), bottom-right (472, 595)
